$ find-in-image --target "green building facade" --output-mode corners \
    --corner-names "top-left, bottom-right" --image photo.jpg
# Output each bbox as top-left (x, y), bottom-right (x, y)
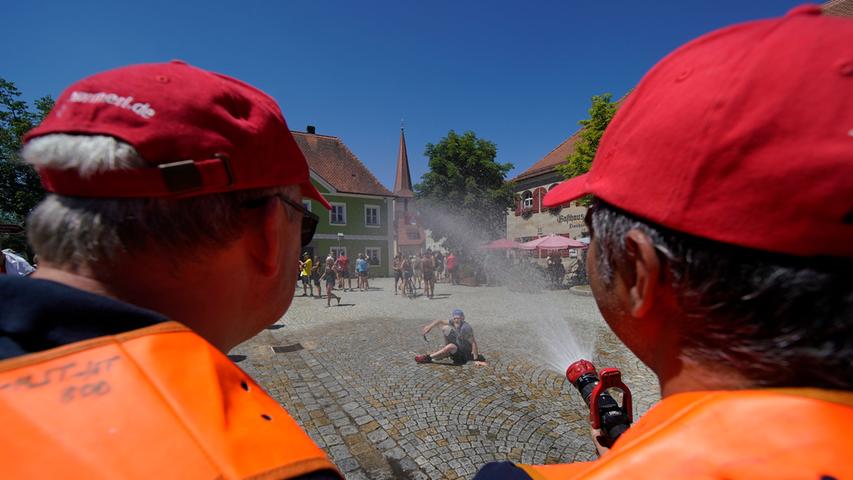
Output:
top-left (293, 130), bottom-right (396, 277)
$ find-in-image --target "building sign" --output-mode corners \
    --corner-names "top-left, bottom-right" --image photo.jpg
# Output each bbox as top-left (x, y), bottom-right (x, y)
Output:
top-left (557, 213), bottom-right (584, 224)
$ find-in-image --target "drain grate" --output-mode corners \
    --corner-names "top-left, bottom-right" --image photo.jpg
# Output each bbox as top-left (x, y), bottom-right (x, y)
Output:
top-left (271, 343), bottom-right (303, 353)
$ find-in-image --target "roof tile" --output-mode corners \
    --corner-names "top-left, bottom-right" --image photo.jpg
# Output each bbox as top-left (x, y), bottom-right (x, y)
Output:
top-left (292, 132), bottom-right (393, 197)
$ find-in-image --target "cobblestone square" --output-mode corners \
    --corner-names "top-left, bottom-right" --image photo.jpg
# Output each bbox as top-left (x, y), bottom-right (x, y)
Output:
top-left (232, 278), bottom-right (659, 479)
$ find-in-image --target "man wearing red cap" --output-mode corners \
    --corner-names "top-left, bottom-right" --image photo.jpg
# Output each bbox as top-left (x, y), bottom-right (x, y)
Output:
top-left (476, 6), bottom-right (852, 479)
top-left (0, 62), bottom-right (342, 478)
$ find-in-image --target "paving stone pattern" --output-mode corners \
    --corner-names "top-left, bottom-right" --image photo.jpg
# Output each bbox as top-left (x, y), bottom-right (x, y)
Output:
top-left (233, 278), bottom-right (659, 479)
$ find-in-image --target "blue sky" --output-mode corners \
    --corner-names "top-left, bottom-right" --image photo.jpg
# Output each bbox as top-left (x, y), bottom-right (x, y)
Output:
top-left (3, 0), bottom-right (803, 189)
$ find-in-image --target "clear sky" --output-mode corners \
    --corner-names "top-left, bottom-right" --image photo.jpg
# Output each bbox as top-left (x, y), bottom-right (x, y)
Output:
top-left (3, 0), bottom-right (804, 190)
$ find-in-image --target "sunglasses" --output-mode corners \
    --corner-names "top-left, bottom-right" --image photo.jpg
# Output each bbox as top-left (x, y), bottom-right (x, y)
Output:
top-left (243, 194), bottom-right (319, 247)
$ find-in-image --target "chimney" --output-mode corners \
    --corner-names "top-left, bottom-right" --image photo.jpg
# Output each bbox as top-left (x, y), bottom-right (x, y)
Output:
top-left (306, 125), bottom-right (316, 134)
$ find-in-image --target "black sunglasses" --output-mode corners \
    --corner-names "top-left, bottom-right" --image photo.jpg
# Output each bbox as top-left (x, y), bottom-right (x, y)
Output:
top-left (242, 194), bottom-right (319, 247)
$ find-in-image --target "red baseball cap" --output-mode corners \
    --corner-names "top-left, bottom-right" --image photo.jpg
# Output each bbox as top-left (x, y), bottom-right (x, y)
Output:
top-left (24, 61), bottom-right (330, 209)
top-left (543, 5), bottom-right (853, 258)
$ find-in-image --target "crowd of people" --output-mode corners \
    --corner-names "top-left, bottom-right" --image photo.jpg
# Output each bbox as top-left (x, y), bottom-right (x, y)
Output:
top-left (391, 249), bottom-right (456, 298)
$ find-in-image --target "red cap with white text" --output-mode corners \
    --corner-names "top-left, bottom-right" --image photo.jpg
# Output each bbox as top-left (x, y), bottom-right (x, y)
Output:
top-left (543, 6), bottom-right (853, 257)
top-left (24, 61), bottom-right (330, 209)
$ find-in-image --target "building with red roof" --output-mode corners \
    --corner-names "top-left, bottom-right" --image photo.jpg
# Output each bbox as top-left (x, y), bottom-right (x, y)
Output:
top-left (293, 127), bottom-right (396, 276)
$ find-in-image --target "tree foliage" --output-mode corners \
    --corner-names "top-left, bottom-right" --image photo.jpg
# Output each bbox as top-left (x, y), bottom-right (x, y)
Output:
top-left (555, 93), bottom-right (618, 204)
top-left (415, 130), bottom-right (514, 255)
top-left (0, 78), bottom-right (53, 254)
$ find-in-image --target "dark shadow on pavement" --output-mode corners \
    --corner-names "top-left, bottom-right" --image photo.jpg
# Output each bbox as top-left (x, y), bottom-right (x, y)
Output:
top-left (227, 354), bottom-right (247, 363)
top-left (266, 324), bottom-right (285, 330)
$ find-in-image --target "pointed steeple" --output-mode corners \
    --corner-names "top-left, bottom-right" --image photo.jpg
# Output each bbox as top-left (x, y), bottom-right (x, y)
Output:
top-left (393, 126), bottom-right (415, 198)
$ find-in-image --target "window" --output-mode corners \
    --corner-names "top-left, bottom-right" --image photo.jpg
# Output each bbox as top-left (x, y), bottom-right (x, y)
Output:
top-left (330, 203), bottom-right (346, 225)
top-left (406, 229), bottom-right (420, 240)
top-left (330, 246), bottom-right (346, 258)
top-left (522, 191), bottom-right (533, 209)
top-left (365, 205), bottom-right (380, 227)
top-left (365, 247), bottom-right (381, 265)
top-left (302, 200), bottom-right (312, 212)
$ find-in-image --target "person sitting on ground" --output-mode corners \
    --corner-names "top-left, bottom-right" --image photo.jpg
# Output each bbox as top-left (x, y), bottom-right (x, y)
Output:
top-left (416, 309), bottom-right (486, 366)
top-left (323, 257), bottom-right (341, 307)
top-left (355, 253), bottom-right (369, 291)
top-left (475, 7), bottom-right (852, 479)
top-left (299, 252), bottom-right (313, 296)
top-left (0, 62), bottom-right (340, 478)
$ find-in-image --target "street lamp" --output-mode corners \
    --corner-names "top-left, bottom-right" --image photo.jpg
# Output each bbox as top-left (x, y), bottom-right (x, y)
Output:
top-left (337, 232), bottom-right (344, 254)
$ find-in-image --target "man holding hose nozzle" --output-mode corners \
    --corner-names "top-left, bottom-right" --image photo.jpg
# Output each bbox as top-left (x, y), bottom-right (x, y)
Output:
top-left (476, 6), bottom-right (852, 479)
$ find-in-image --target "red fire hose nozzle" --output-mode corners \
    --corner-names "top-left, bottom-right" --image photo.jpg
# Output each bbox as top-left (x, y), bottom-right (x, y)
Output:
top-left (566, 359), bottom-right (596, 384)
top-left (588, 368), bottom-right (633, 429)
top-left (566, 359), bottom-right (634, 440)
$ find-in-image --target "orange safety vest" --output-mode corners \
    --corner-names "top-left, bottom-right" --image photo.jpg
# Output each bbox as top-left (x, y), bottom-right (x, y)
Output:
top-left (0, 321), bottom-right (341, 479)
top-left (517, 389), bottom-right (853, 480)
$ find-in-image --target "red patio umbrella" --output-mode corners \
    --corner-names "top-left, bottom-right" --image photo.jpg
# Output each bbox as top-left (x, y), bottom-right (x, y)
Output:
top-left (519, 234), bottom-right (586, 251)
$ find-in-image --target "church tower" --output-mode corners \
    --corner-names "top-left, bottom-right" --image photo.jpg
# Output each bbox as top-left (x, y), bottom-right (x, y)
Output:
top-left (393, 127), bottom-right (425, 255)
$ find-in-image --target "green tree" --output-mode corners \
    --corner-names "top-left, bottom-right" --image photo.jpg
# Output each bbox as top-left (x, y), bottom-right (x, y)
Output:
top-left (555, 93), bottom-right (619, 205)
top-left (415, 130), bottom-right (514, 254)
top-left (0, 78), bottom-right (54, 255)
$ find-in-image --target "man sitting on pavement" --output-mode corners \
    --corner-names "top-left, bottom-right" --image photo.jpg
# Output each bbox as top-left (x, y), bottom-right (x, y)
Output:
top-left (416, 309), bottom-right (486, 366)
top-left (0, 62), bottom-right (341, 479)
top-left (475, 7), bottom-right (852, 479)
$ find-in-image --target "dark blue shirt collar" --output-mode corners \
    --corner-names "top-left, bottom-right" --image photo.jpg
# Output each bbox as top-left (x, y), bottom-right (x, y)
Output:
top-left (0, 275), bottom-right (167, 360)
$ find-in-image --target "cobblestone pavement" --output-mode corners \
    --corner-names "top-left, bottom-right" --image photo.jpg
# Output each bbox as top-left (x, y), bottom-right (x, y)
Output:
top-left (232, 278), bottom-right (659, 479)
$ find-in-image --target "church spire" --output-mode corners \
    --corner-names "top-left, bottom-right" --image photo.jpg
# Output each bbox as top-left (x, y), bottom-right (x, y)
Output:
top-left (393, 126), bottom-right (414, 198)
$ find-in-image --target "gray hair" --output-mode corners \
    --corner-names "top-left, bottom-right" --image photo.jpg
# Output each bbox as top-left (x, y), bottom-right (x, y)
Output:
top-left (23, 134), bottom-right (298, 269)
top-left (590, 200), bottom-right (853, 389)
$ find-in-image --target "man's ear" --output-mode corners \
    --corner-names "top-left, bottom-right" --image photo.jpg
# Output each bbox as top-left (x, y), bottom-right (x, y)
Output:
top-left (245, 199), bottom-right (285, 277)
top-left (624, 229), bottom-right (661, 318)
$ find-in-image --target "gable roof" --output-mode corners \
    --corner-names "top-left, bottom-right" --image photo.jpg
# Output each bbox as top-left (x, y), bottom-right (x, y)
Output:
top-left (292, 131), bottom-right (393, 197)
top-left (511, 129), bottom-right (582, 182)
top-left (512, 93), bottom-right (628, 183)
top-left (823, 0), bottom-right (853, 16)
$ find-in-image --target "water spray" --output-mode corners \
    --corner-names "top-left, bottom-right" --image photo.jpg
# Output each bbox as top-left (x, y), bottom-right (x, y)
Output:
top-left (566, 359), bottom-right (633, 448)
